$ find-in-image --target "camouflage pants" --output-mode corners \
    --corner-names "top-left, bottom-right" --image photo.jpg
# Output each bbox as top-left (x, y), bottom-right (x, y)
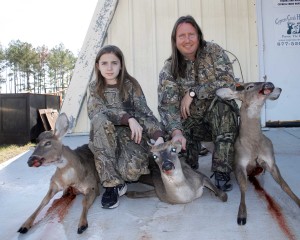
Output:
top-left (88, 113), bottom-right (150, 187)
top-left (182, 97), bottom-right (239, 173)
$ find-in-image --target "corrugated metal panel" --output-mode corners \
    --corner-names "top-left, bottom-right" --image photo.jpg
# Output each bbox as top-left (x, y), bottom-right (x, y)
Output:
top-left (74, 0), bottom-right (258, 133)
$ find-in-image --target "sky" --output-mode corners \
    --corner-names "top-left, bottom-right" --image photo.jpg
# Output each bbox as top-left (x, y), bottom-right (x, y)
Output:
top-left (0, 0), bottom-right (99, 55)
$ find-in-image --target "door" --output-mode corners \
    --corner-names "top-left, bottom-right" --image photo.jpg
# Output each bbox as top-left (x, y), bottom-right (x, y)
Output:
top-left (257, 0), bottom-right (300, 127)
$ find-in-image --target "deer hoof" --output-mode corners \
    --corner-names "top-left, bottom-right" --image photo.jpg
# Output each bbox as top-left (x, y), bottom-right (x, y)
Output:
top-left (77, 224), bottom-right (88, 234)
top-left (237, 217), bottom-right (247, 225)
top-left (18, 227), bottom-right (29, 234)
top-left (220, 192), bottom-right (228, 202)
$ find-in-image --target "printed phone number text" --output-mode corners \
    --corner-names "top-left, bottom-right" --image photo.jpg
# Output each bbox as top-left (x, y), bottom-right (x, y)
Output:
top-left (277, 41), bottom-right (300, 46)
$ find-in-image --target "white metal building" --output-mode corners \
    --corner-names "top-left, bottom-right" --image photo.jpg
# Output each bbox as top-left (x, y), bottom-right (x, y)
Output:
top-left (60, 0), bottom-right (300, 133)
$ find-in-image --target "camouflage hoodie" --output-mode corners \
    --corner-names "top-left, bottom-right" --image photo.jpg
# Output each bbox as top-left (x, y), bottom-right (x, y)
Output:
top-left (158, 41), bottom-right (236, 135)
top-left (88, 79), bottom-right (164, 140)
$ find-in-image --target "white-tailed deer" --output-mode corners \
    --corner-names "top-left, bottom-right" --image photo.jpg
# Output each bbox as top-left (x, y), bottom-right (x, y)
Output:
top-left (18, 113), bottom-right (100, 234)
top-left (216, 82), bottom-right (300, 225)
top-left (126, 141), bottom-right (227, 204)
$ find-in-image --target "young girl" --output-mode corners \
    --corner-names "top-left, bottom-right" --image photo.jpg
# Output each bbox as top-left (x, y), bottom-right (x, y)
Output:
top-left (88, 45), bottom-right (164, 209)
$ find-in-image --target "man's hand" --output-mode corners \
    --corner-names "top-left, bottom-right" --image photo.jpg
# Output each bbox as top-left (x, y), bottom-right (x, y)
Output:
top-left (128, 118), bottom-right (143, 144)
top-left (171, 129), bottom-right (186, 150)
top-left (180, 91), bottom-right (193, 119)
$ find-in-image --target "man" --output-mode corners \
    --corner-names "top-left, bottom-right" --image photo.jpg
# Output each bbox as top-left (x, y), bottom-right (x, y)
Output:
top-left (158, 15), bottom-right (239, 192)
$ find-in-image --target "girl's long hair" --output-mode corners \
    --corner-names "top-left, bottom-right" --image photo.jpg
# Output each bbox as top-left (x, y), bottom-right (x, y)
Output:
top-left (169, 15), bottom-right (206, 78)
top-left (94, 45), bottom-right (141, 100)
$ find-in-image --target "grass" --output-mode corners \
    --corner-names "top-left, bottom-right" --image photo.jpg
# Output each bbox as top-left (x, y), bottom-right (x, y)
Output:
top-left (0, 143), bottom-right (34, 164)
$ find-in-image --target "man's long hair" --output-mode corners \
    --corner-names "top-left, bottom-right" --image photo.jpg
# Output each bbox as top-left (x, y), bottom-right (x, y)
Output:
top-left (169, 15), bottom-right (206, 78)
top-left (94, 45), bottom-right (141, 101)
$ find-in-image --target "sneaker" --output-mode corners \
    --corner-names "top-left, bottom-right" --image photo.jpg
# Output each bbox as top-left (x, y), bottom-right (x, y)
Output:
top-left (211, 172), bottom-right (233, 192)
top-left (101, 183), bottom-right (127, 209)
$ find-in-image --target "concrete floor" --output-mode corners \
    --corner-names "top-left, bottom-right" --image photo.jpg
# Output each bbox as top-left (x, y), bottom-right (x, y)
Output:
top-left (0, 128), bottom-right (299, 240)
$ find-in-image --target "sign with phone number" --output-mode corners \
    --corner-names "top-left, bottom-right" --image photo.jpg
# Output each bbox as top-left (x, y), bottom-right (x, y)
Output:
top-left (274, 12), bottom-right (300, 47)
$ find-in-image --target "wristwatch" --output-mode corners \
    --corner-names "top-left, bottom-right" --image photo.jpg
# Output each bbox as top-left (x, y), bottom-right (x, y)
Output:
top-left (189, 89), bottom-right (196, 98)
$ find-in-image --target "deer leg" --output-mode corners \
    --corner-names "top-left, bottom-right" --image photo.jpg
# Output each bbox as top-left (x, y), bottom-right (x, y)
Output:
top-left (269, 164), bottom-right (300, 207)
top-left (77, 188), bottom-right (98, 234)
top-left (137, 174), bottom-right (154, 187)
top-left (18, 185), bottom-right (59, 233)
top-left (203, 176), bottom-right (227, 202)
top-left (235, 166), bottom-right (248, 225)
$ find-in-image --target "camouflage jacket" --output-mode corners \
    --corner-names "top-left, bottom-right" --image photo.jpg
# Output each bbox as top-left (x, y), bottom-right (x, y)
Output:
top-left (158, 42), bottom-right (236, 134)
top-left (88, 79), bottom-right (164, 140)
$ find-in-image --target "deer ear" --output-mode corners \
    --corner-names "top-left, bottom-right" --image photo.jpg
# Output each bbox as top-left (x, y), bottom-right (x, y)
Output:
top-left (216, 88), bottom-right (239, 100)
top-left (54, 113), bottom-right (69, 140)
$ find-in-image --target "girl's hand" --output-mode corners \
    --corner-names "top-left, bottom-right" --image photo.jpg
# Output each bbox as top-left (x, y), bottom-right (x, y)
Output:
top-left (154, 136), bottom-right (164, 146)
top-left (128, 117), bottom-right (143, 144)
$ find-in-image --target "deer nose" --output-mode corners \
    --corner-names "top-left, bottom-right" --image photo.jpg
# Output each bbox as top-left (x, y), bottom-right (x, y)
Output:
top-left (162, 160), bottom-right (175, 172)
top-left (264, 82), bottom-right (274, 90)
top-left (27, 155), bottom-right (43, 167)
top-left (27, 156), bottom-right (35, 166)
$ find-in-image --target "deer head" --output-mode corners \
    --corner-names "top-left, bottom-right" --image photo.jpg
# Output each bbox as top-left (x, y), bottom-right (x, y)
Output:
top-left (149, 141), bottom-right (182, 175)
top-left (27, 113), bottom-right (69, 168)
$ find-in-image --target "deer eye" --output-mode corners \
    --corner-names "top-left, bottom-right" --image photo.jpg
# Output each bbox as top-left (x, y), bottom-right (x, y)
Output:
top-left (45, 141), bottom-right (51, 146)
top-left (170, 147), bottom-right (176, 153)
top-left (246, 85), bottom-right (254, 90)
top-left (153, 154), bottom-right (158, 159)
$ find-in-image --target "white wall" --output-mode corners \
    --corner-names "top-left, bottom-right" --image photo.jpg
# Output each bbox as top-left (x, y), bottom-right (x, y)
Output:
top-left (73, 0), bottom-right (259, 133)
